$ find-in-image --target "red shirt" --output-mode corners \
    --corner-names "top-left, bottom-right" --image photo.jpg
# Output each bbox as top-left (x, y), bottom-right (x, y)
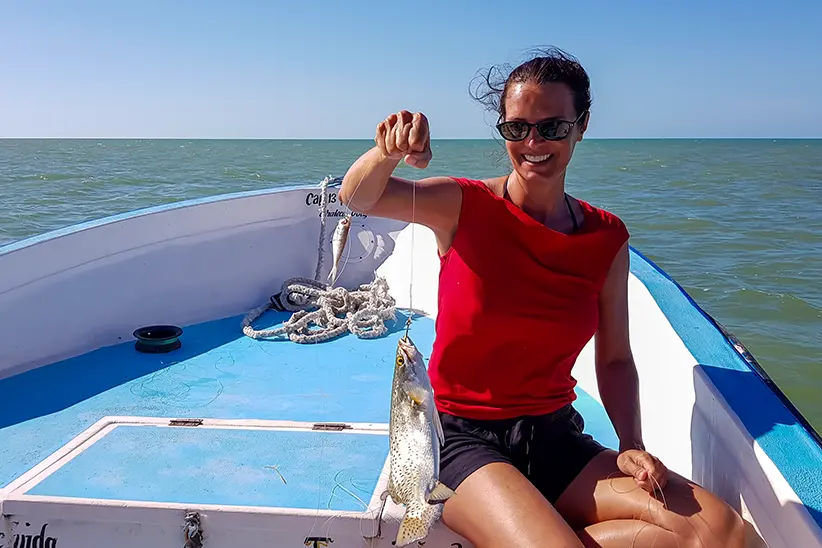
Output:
top-left (428, 177), bottom-right (630, 420)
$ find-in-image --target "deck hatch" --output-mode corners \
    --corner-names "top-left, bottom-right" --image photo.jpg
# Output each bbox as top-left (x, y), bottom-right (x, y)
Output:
top-left (9, 417), bottom-right (389, 513)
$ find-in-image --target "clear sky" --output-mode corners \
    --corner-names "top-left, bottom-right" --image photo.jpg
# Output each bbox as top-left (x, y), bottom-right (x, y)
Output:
top-left (2, 0), bottom-right (820, 139)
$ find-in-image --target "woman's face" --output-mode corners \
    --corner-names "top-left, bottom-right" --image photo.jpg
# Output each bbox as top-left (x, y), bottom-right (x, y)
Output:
top-left (502, 81), bottom-right (588, 186)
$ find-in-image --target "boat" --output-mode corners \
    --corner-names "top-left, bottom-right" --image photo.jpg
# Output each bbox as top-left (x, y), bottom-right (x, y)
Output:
top-left (1, 176), bottom-right (820, 548)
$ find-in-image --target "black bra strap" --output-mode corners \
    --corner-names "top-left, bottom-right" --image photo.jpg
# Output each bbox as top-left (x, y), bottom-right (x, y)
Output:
top-left (564, 193), bottom-right (579, 231)
top-left (504, 175), bottom-right (579, 232)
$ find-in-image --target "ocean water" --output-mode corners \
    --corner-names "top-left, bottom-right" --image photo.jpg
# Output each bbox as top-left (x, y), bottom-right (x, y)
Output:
top-left (1, 138), bottom-right (820, 432)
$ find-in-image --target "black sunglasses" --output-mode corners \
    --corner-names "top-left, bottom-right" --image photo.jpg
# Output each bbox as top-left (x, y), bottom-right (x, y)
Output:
top-left (496, 110), bottom-right (587, 142)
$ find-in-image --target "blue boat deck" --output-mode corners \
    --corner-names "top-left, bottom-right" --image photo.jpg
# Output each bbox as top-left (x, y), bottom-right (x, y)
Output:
top-left (0, 309), bottom-right (618, 508)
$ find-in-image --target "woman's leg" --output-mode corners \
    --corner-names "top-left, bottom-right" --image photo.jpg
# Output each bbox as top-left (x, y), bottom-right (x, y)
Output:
top-left (554, 449), bottom-right (747, 548)
top-left (442, 461), bottom-right (584, 548)
top-left (436, 409), bottom-right (589, 547)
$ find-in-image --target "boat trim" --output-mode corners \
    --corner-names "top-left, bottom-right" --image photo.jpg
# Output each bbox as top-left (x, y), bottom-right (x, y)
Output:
top-left (0, 184), bottom-right (319, 257)
top-left (629, 245), bottom-right (822, 529)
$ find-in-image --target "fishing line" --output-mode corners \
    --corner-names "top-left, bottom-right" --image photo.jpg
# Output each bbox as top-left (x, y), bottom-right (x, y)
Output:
top-left (306, 270), bottom-right (330, 541)
top-left (405, 176), bottom-right (416, 338)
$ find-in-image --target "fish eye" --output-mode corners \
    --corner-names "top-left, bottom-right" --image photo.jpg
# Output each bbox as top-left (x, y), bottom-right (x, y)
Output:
top-left (396, 355), bottom-right (404, 366)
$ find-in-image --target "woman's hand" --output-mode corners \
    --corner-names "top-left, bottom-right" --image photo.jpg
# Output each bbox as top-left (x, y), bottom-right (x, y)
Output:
top-left (617, 449), bottom-right (669, 493)
top-left (375, 110), bottom-right (432, 169)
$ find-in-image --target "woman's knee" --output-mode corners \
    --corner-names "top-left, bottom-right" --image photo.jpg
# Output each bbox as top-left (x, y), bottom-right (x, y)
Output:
top-left (668, 485), bottom-right (747, 548)
top-left (698, 498), bottom-right (746, 548)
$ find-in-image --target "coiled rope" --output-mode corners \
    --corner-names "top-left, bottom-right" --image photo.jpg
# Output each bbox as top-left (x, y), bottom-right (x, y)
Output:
top-left (241, 175), bottom-right (397, 344)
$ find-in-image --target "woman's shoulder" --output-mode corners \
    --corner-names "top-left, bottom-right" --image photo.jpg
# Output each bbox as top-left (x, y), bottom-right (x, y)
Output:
top-left (448, 176), bottom-right (506, 197)
top-left (577, 199), bottom-right (630, 240)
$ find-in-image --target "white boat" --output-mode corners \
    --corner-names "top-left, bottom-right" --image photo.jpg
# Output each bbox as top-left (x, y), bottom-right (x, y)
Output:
top-left (1, 176), bottom-right (820, 548)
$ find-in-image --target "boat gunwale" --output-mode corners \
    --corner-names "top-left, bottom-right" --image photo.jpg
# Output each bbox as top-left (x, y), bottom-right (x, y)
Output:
top-left (629, 245), bottom-right (822, 451)
top-left (0, 182), bottom-right (330, 258)
top-left (629, 245), bottom-right (822, 532)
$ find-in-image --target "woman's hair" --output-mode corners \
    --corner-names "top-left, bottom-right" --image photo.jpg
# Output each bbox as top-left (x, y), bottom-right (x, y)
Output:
top-left (470, 46), bottom-right (592, 122)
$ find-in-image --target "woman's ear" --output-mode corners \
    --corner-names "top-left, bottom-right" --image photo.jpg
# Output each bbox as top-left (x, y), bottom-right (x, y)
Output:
top-left (578, 111), bottom-right (590, 141)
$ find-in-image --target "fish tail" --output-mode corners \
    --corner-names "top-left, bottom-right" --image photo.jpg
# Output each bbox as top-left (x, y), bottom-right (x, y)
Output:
top-left (395, 502), bottom-right (442, 547)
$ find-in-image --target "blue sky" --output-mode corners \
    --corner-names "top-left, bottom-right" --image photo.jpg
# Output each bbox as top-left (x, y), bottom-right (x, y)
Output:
top-left (2, 0), bottom-right (820, 139)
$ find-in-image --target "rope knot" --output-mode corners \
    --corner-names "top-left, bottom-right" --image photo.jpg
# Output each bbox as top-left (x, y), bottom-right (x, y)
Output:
top-left (242, 276), bottom-right (397, 344)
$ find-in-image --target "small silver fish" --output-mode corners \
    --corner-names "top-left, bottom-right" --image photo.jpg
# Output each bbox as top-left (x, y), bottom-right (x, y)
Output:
top-left (387, 334), bottom-right (456, 546)
top-left (328, 214), bottom-right (351, 285)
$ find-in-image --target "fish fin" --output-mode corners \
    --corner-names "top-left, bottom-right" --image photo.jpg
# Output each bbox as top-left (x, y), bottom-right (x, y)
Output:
top-left (431, 403), bottom-right (445, 445)
top-left (395, 504), bottom-right (441, 547)
top-left (403, 382), bottom-right (428, 407)
top-left (427, 481), bottom-right (456, 502)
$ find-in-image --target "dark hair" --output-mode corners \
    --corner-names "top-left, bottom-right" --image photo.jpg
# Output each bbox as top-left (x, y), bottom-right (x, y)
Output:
top-left (470, 46), bottom-right (592, 122)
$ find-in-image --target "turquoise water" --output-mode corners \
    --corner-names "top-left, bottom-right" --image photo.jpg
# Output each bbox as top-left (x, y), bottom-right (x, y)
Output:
top-left (1, 138), bottom-right (820, 432)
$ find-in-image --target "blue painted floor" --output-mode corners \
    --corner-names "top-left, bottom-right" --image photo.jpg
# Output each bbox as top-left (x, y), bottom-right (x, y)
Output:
top-left (26, 425), bottom-right (389, 511)
top-left (0, 308), bottom-right (617, 506)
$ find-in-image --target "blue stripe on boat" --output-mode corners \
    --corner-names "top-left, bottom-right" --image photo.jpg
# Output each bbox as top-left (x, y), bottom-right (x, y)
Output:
top-left (628, 246), bottom-right (822, 529)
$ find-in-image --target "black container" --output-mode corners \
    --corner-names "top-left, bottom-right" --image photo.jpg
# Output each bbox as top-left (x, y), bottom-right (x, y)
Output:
top-left (133, 325), bottom-right (183, 354)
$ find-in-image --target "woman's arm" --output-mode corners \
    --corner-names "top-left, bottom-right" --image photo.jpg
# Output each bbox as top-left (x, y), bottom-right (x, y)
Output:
top-left (339, 111), bottom-right (461, 243)
top-left (594, 242), bottom-right (644, 452)
top-left (595, 241), bottom-right (671, 492)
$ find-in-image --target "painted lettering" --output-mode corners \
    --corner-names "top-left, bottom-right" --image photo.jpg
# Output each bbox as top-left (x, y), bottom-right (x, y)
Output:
top-left (319, 209), bottom-right (367, 219)
top-left (11, 523), bottom-right (57, 548)
top-left (305, 192), bottom-right (339, 207)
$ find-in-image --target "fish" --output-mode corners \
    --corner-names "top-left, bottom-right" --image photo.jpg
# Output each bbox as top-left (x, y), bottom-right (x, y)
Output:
top-left (386, 334), bottom-right (456, 547)
top-left (328, 213), bottom-right (351, 285)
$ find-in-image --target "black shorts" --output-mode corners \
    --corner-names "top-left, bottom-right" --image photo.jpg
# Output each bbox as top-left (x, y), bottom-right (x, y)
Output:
top-left (438, 404), bottom-right (607, 504)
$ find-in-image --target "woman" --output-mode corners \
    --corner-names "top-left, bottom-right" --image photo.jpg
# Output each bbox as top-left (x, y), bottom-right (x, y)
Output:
top-left (339, 47), bottom-right (746, 548)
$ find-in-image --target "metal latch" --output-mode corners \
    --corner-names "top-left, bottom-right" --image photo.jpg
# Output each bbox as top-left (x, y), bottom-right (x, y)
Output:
top-left (169, 418), bottom-right (204, 427)
top-left (312, 422), bottom-right (351, 431)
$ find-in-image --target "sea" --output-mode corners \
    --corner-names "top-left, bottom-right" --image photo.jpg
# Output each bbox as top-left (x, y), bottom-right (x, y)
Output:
top-left (1, 138), bottom-right (820, 432)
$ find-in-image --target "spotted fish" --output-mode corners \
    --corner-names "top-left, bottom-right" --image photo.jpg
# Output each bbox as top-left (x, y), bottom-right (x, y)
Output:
top-left (386, 334), bottom-right (456, 546)
top-left (328, 213), bottom-right (351, 285)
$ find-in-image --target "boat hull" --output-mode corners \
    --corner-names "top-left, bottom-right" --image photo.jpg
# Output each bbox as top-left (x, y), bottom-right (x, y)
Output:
top-left (1, 181), bottom-right (820, 547)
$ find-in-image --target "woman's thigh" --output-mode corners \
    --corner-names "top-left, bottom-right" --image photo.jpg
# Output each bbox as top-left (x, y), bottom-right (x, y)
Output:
top-left (442, 461), bottom-right (584, 548)
top-left (437, 410), bottom-right (586, 547)
top-left (554, 450), bottom-right (745, 547)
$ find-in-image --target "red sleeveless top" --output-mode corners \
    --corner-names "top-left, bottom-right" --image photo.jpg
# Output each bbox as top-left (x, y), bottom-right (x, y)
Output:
top-left (428, 177), bottom-right (630, 420)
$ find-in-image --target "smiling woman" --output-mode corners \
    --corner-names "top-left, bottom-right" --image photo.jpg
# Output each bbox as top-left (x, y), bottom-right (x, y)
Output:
top-left (339, 46), bottom-right (747, 547)
top-left (473, 49), bottom-right (592, 191)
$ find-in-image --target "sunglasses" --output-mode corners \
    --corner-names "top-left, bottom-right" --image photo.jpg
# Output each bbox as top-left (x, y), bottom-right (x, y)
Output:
top-left (496, 110), bottom-right (587, 142)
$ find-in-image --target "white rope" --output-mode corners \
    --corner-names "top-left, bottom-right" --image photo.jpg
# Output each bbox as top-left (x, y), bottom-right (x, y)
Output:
top-left (241, 175), bottom-right (397, 344)
top-left (241, 276), bottom-right (396, 344)
top-left (313, 175), bottom-right (330, 281)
